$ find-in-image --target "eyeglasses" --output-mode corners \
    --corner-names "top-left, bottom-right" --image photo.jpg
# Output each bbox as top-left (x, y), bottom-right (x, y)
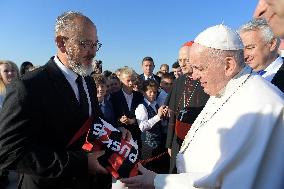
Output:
top-left (79, 40), bottom-right (102, 52)
top-left (62, 36), bottom-right (102, 52)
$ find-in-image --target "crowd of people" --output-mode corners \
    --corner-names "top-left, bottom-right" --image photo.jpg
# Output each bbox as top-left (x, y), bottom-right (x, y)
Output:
top-left (0, 0), bottom-right (284, 188)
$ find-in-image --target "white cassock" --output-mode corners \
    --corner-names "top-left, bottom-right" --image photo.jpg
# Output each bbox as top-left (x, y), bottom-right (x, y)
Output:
top-left (154, 66), bottom-right (284, 189)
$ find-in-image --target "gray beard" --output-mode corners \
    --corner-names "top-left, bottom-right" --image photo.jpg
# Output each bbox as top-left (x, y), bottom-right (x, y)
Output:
top-left (68, 58), bottom-right (93, 77)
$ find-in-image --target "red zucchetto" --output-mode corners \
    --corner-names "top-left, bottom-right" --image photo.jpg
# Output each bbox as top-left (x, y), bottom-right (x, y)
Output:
top-left (183, 41), bottom-right (194, 47)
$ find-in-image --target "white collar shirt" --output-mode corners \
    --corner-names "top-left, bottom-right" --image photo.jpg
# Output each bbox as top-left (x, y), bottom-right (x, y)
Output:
top-left (54, 56), bottom-right (91, 115)
top-left (135, 98), bottom-right (161, 132)
top-left (144, 74), bottom-right (154, 80)
top-left (262, 56), bottom-right (283, 82)
top-left (122, 89), bottom-right (133, 111)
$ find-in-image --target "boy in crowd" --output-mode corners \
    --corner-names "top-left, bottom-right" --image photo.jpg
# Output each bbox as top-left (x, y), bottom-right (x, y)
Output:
top-left (93, 74), bottom-right (115, 125)
top-left (157, 73), bottom-right (174, 106)
top-left (110, 67), bottom-right (144, 146)
top-left (135, 80), bottom-right (170, 173)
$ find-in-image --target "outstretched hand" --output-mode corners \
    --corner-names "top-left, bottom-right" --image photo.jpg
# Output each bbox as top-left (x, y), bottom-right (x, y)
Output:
top-left (120, 163), bottom-right (156, 189)
top-left (117, 127), bottom-right (132, 141)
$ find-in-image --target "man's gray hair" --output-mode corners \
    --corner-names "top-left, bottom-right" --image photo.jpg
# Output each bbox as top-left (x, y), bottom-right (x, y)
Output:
top-left (238, 18), bottom-right (280, 47)
top-left (55, 11), bottom-right (93, 36)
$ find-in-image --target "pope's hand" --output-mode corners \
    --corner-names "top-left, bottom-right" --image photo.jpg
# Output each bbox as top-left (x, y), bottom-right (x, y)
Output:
top-left (120, 163), bottom-right (156, 189)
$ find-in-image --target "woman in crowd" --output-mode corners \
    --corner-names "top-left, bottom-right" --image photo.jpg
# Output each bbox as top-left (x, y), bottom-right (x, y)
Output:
top-left (0, 60), bottom-right (19, 188)
top-left (0, 60), bottom-right (19, 109)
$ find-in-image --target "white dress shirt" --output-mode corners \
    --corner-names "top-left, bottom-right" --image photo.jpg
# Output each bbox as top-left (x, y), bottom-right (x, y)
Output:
top-left (122, 89), bottom-right (133, 111)
top-left (143, 74), bottom-right (155, 81)
top-left (262, 56), bottom-right (283, 82)
top-left (54, 56), bottom-right (91, 116)
top-left (135, 98), bottom-right (161, 132)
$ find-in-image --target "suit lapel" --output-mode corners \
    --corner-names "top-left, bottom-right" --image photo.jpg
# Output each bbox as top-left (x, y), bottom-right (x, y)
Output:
top-left (130, 91), bottom-right (138, 113)
top-left (118, 90), bottom-right (130, 115)
top-left (45, 58), bottom-right (80, 114)
top-left (85, 76), bottom-right (101, 117)
top-left (271, 58), bottom-right (284, 93)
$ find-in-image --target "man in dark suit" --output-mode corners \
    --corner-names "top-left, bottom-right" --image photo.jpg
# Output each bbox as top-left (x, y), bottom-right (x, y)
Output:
top-left (0, 11), bottom-right (110, 189)
top-left (239, 18), bottom-right (284, 93)
top-left (110, 67), bottom-right (144, 147)
top-left (139, 56), bottom-right (161, 85)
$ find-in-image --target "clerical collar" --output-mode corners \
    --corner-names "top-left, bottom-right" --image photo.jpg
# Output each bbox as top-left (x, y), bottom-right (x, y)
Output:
top-left (185, 73), bottom-right (193, 80)
top-left (215, 65), bottom-right (252, 98)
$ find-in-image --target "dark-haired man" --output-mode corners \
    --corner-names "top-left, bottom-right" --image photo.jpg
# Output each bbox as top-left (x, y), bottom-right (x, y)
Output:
top-left (139, 56), bottom-right (161, 84)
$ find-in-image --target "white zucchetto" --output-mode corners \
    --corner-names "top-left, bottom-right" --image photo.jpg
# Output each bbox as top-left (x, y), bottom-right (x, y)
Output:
top-left (194, 24), bottom-right (244, 50)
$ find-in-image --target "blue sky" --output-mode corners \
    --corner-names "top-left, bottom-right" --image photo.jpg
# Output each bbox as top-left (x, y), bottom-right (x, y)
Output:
top-left (0, 0), bottom-right (258, 74)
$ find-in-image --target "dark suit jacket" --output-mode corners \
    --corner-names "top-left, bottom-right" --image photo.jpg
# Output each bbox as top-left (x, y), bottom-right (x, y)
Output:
top-left (271, 58), bottom-right (284, 93)
top-left (139, 74), bottom-right (161, 85)
top-left (110, 89), bottom-right (143, 142)
top-left (0, 58), bottom-right (103, 189)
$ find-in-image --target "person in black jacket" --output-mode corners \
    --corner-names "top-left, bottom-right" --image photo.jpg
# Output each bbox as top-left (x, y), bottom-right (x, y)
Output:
top-left (110, 67), bottom-right (144, 149)
top-left (0, 11), bottom-right (111, 189)
top-left (139, 56), bottom-right (161, 85)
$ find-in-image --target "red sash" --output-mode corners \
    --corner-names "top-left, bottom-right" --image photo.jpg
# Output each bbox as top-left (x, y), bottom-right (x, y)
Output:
top-left (175, 119), bottom-right (192, 141)
top-left (66, 117), bottom-right (93, 148)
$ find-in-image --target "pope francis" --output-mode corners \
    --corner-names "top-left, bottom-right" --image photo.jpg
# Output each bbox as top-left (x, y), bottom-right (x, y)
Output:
top-left (121, 24), bottom-right (284, 189)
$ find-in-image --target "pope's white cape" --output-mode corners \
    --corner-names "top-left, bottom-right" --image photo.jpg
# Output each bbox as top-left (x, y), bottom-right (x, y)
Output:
top-left (154, 66), bottom-right (284, 189)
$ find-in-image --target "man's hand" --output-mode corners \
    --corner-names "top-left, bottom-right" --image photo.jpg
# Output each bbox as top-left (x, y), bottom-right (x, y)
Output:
top-left (119, 115), bottom-right (128, 124)
top-left (120, 163), bottom-right (156, 189)
top-left (158, 105), bottom-right (169, 118)
top-left (118, 127), bottom-right (132, 141)
top-left (168, 148), bottom-right (172, 157)
top-left (87, 151), bottom-right (108, 175)
top-left (157, 106), bottom-right (165, 117)
top-left (119, 115), bottom-right (135, 125)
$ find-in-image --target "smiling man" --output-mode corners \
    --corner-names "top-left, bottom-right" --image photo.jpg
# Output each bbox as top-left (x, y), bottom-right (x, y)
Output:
top-left (239, 18), bottom-right (284, 93)
top-left (0, 11), bottom-right (111, 189)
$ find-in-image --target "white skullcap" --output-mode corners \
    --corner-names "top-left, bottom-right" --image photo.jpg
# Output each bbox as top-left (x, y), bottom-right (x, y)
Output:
top-left (194, 24), bottom-right (244, 50)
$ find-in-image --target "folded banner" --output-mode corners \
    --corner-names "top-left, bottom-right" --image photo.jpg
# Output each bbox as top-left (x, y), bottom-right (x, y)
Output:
top-left (82, 117), bottom-right (139, 179)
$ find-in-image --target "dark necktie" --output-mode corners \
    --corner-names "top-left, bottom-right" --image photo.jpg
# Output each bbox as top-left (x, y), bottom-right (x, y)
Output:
top-left (76, 76), bottom-right (89, 117)
top-left (257, 70), bottom-right (266, 76)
